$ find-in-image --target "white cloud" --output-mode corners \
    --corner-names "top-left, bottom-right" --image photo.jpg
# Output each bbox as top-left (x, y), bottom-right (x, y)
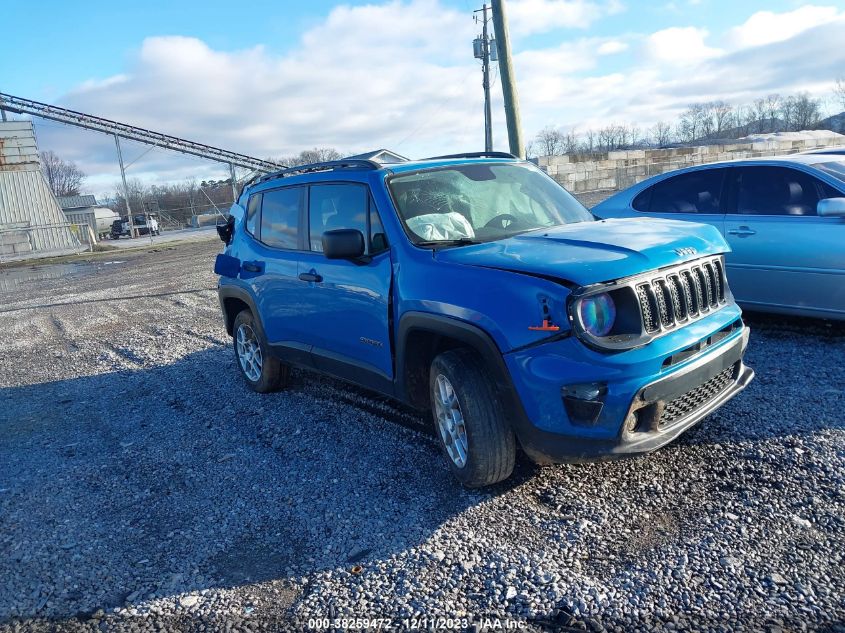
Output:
top-left (597, 40), bottom-right (628, 55)
top-left (727, 5), bottom-right (842, 49)
top-left (645, 26), bottom-right (722, 65)
top-left (507, 0), bottom-right (623, 35)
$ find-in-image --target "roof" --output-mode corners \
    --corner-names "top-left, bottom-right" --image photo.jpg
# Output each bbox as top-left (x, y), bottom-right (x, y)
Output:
top-left (386, 155), bottom-right (520, 174)
top-left (344, 149), bottom-right (409, 164)
top-left (714, 153), bottom-right (845, 166)
top-left (57, 194), bottom-right (97, 209)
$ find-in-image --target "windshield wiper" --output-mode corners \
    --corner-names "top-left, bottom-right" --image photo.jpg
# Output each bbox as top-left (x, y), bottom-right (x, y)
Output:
top-left (415, 237), bottom-right (482, 247)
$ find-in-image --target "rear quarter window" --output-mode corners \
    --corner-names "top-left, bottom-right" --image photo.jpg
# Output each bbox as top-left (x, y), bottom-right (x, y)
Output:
top-left (632, 188), bottom-right (652, 212)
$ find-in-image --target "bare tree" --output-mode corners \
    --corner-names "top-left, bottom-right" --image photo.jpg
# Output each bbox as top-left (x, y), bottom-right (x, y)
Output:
top-left (597, 123), bottom-right (629, 151)
top-left (781, 93), bottom-right (822, 130)
top-left (628, 124), bottom-right (642, 147)
top-left (734, 105), bottom-right (754, 136)
top-left (562, 129), bottom-right (580, 154)
top-left (711, 101), bottom-right (734, 137)
top-left (281, 147), bottom-right (343, 166)
top-left (650, 121), bottom-right (674, 146)
top-left (836, 77), bottom-right (845, 111)
top-left (534, 126), bottom-right (565, 156)
top-left (40, 150), bottom-right (85, 197)
top-left (764, 94), bottom-right (782, 132)
top-left (582, 129), bottom-right (597, 154)
top-left (678, 104), bottom-right (706, 142)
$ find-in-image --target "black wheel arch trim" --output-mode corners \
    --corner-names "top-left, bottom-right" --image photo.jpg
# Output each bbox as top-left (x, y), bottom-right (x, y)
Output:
top-left (395, 312), bottom-right (535, 438)
top-left (218, 283), bottom-right (268, 340)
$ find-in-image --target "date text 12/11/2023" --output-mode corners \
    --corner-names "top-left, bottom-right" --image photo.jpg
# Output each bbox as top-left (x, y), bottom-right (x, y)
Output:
top-left (306, 616), bottom-right (529, 630)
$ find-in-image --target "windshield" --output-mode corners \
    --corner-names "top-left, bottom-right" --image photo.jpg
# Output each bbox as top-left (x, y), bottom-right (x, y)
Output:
top-left (814, 160), bottom-right (845, 187)
top-left (388, 162), bottom-right (593, 245)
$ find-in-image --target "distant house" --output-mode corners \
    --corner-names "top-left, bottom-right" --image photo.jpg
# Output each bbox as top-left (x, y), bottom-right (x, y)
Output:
top-left (57, 194), bottom-right (98, 210)
top-left (56, 194), bottom-right (119, 240)
top-left (345, 149), bottom-right (409, 164)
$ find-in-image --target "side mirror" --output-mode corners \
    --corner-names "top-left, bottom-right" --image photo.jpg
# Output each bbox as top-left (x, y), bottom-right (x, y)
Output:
top-left (216, 215), bottom-right (235, 244)
top-left (323, 229), bottom-right (365, 259)
top-left (817, 197), bottom-right (845, 218)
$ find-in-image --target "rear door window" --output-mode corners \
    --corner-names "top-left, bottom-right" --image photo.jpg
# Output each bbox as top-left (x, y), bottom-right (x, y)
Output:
top-left (261, 187), bottom-right (304, 249)
top-left (645, 169), bottom-right (725, 214)
top-left (733, 166), bottom-right (826, 216)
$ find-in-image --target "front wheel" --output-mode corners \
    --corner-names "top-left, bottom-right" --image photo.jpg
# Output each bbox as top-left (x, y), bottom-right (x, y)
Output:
top-left (232, 310), bottom-right (288, 393)
top-left (429, 349), bottom-right (515, 487)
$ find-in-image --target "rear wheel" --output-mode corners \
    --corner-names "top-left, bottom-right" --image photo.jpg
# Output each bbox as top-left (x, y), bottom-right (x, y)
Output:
top-left (233, 310), bottom-right (288, 393)
top-left (429, 349), bottom-right (515, 487)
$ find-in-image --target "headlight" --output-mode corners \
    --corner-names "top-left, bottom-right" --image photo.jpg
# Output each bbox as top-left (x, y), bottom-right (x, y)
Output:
top-left (578, 292), bottom-right (616, 337)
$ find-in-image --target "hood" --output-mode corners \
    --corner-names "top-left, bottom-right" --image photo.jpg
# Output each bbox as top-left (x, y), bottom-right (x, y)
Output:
top-left (433, 217), bottom-right (728, 287)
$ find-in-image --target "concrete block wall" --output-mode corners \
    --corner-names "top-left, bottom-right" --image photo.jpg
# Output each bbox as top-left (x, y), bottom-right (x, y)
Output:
top-left (0, 121), bottom-right (40, 172)
top-left (0, 223), bottom-right (33, 256)
top-left (538, 131), bottom-right (845, 193)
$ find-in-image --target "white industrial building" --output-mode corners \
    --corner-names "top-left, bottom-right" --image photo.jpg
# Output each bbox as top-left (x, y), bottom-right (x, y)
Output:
top-left (0, 121), bottom-right (81, 261)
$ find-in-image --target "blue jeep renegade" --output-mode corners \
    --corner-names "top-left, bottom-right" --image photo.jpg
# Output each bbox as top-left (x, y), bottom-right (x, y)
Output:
top-left (215, 152), bottom-right (754, 487)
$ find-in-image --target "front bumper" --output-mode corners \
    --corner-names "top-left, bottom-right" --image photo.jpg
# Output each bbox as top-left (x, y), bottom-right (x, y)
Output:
top-left (507, 316), bottom-right (754, 463)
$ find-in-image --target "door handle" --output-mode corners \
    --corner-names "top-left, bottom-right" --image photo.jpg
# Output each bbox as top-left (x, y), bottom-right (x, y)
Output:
top-left (298, 272), bottom-right (323, 283)
top-left (727, 226), bottom-right (756, 237)
top-left (242, 261), bottom-right (264, 273)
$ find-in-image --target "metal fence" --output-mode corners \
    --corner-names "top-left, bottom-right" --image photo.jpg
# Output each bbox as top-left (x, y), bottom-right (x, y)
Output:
top-left (0, 223), bottom-right (89, 264)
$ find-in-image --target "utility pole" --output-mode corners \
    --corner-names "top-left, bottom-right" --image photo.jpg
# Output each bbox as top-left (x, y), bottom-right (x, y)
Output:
top-left (114, 135), bottom-right (137, 239)
top-left (491, 0), bottom-right (525, 158)
top-left (473, 5), bottom-right (494, 152)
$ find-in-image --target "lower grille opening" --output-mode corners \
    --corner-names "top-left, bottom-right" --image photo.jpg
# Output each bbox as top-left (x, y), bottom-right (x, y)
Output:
top-left (659, 363), bottom-right (737, 428)
top-left (662, 319), bottom-right (743, 369)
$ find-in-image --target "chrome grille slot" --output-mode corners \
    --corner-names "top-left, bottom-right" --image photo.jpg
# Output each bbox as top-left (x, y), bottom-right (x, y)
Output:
top-left (654, 279), bottom-right (674, 327)
top-left (636, 284), bottom-right (659, 333)
top-left (666, 275), bottom-right (685, 322)
top-left (712, 260), bottom-right (725, 301)
top-left (693, 267), bottom-right (709, 312)
top-left (681, 270), bottom-right (699, 315)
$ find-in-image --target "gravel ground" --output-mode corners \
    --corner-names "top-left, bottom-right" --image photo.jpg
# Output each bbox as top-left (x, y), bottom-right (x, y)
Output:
top-left (0, 240), bottom-right (843, 633)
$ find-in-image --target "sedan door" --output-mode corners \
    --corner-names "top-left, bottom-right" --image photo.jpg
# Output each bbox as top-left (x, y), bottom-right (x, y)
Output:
top-left (723, 165), bottom-right (845, 318)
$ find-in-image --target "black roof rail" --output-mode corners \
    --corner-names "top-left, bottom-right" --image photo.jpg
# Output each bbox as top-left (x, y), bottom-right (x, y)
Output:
top-left (423, 151), bottom-right (518, 160)
top-left (257, 159), bottom-right (382, 184)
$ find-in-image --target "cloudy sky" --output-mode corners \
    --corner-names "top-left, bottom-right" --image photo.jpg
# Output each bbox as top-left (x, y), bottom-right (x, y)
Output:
top-left (2, 0), bottom-right (844, 197)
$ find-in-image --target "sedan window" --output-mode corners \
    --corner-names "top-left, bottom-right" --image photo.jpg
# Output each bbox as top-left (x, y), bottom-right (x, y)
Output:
top-left (814, 160), bottom-right (845, 189)
top-left (639, 169), bottom-right (724, 214)
top-left (735, 166), bottom-right (828, 216)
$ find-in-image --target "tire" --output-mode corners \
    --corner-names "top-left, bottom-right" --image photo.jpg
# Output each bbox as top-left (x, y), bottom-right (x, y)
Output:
top-left (429, 349), bottom-right (516, 487)
top-left (232, 309), bottom-right (288, 393)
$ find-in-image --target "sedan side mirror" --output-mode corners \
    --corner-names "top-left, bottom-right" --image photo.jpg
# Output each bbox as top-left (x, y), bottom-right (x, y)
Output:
top-left (323, 229), bottom-right (365, 259)
top-left (817, 197), bottom-right (845, 218)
